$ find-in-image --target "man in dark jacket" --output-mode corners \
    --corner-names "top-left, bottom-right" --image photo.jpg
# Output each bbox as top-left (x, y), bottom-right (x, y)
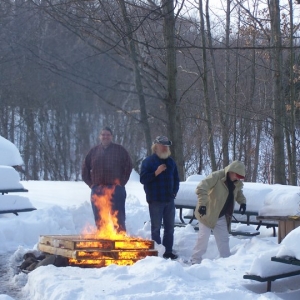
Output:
top-left (82, 127), bottom-right (132, 233)
top-left (140, 136), bottom-right (180, 260)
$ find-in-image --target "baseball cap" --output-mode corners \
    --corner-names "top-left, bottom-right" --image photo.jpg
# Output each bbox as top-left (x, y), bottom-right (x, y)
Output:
top-left (235, 173), bottom-right (245, 180)
top-left (153, 136), bottom-right (172, 146)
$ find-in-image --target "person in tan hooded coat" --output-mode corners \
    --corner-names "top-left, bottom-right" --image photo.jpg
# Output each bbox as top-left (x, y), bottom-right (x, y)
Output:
top-left (191, 160), bottom-right (247, 264)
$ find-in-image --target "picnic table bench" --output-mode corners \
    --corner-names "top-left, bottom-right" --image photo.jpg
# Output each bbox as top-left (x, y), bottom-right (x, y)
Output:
top-left (1, 188), bottom-right (28, 195)
top-left (257, 215), bottom-right (300, 243)
top-left (271, 255), bottom-right (300, 266)
top-left (0, 188), bottom-right (36, 215)
top-left (244, 256), bottom-right (300, 292)
top-left (231, 210), bottom-right (277, 237)
top-left (174, 204), bottom-right (267, 236)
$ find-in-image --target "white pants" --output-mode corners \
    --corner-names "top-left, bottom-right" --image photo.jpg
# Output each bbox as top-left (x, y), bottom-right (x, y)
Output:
top-left (191, 216), bottom-right (230, 264)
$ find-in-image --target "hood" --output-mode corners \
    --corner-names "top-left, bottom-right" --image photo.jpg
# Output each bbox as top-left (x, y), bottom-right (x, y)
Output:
top-left (224, 160), bottom-right (245, 178)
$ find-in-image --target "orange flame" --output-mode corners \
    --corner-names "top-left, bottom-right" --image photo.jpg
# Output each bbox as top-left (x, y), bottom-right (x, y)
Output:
top-left (65, 184), bottom-right (158, 267)
top-left (84, 183), bottom-right (128, 240)
top-left (68, 258), bottom-right (136, 267)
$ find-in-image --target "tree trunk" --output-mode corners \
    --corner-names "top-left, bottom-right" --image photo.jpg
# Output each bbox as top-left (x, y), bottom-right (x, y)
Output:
top-left (269, 0), bottom-right (286, 184)
top-left (117, 0), bottom-right (152, 155)
top-left (285, 0), bottom-right (297, 185)
top-left (198, 0), bottom-right (216, 171)
top-left (162, 0), bottom-right (184, 180)
top-left (222, 0), bottom-right (231, 167)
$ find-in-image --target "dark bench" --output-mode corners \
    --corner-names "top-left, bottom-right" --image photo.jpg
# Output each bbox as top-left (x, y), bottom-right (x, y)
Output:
top-left (232, 210), bottom-right (277, 237)
top-left (0, 208), bottom-right (37, 216)
top-left (175, 204), bottom-right (197, 224)
top-left (243, 269), bottom-right (300, 292)
top-left (230, 230), bottom-right (260, 236)
top-left (1, 188), bottom-right (28, 195)
top-left (244, 256), bottom-right (300, 292)
top-left (271, 255), bottom-right (300, 266)
top-left (0, 188), bottom-right (36, 215)
top-left (175, 204), bottom-right (262, 236)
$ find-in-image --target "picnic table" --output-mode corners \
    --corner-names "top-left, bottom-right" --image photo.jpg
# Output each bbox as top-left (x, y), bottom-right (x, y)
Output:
top-left (174, 204), bottom-right (268, 236)
top-left (0, 188), bottom-right (36, 215)
top-left (244, 255), bottom-right (300, 292)
top-left (173, 178), bottom-right (285, 236)
top-left (0, 165), bottom-right (36, 215)
top-left (231, 210), bottom-right (277, 237)
top-left (257, 215), bottom-right (300, 243)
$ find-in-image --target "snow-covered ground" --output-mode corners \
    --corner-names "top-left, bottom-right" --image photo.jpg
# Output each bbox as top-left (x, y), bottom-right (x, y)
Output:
top-left (0, 171), bottom-right (300, 299)
top-left (1, 135), bottom-right (300, 299)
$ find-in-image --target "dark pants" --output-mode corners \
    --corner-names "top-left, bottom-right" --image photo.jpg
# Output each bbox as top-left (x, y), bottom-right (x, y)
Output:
top-left (148, 199), bottom-right (175, 253)
top-left (91, 185), bottom-right (126, 233)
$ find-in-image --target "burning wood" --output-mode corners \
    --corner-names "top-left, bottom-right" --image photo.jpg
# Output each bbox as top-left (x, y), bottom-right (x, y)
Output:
top-left (37, 184), bottom-right (157, 268)
top-left (38, 235), bottom-right (158, 267)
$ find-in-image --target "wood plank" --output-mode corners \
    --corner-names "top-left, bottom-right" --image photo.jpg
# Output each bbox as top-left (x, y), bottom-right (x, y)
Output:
top-left (38, 244), bottom-right (158, 260)
top-left (76, 249), bottom-right (158, 260)
top-left (39, 235), bottom-right (155, 250)
top-left (39, 235), bottom-right (77, 250)
top-left (68, 259), bottom-right (138, 267)
top-left (278, 221), bottom-right (285, 243)
top-left (285, 220), bottom-right (295, 236)
top-left (38, 243), bottom-right (77, 259)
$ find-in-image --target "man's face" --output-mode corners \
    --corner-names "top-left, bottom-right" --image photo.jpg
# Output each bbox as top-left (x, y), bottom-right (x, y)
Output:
top-left (228, 171), bottom-right (240, 182)
top-left (155, 144), bottom-right (171, 159)
top-left (99, 130), bottom-right (113, 147)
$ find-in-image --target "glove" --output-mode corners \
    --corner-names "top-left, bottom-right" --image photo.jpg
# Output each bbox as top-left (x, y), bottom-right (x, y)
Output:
top-left (239, 203), bottom-right (246, 215)
top-left (198, 206), bottom-right (206, 216)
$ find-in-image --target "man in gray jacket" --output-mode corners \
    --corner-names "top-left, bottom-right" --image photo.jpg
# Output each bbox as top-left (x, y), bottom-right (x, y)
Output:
top-left (191, 160), bottom-right (247, 264)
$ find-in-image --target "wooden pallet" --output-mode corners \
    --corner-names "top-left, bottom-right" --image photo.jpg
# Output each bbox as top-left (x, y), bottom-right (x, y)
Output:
top-left (38, 235), bottom-right (158, 267)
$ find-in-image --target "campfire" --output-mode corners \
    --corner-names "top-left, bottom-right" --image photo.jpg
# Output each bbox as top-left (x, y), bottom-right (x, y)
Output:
top-left (37, 185), bottom-right (157, 268)
top-left (38, 235), bottom-right (157, 267)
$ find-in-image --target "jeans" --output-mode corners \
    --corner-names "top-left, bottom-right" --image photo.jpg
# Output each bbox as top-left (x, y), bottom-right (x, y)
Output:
top-left (91, 185), bottom-right (126, 232)
top-left (148, 199), bottom-right (175, 253)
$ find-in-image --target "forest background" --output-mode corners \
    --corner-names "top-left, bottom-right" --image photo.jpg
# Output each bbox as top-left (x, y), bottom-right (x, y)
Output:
top-left (0, 0), bottom-right (300, 185)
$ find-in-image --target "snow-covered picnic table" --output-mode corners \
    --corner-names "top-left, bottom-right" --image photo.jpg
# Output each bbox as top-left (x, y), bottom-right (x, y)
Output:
top-left (0, 166), bottom-right (36, 215)
top-left (175, 174), bottom-right (300, 236)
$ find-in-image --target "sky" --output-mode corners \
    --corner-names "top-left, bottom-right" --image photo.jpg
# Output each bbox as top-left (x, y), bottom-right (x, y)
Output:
top-left (1, 136), bottom-right (300, 299)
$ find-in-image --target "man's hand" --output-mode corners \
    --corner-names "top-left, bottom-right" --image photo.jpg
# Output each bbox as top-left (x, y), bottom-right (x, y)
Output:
top-left (239, 203), bottom-right (246, 215)
top-left (198, 206), bottom-right (206, 216)
top-left (155, 164), bottom-right (167, 176)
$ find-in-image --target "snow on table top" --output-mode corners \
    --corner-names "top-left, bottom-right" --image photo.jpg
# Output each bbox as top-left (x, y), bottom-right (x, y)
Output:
top-left (0, 166), bottom-right (25, 190)
top-left (0, 195), bottom-right (35, 211)
top-left (175, 178), bottom-right (300, 217)
top-left (0, 135), bottom-right (23, 166)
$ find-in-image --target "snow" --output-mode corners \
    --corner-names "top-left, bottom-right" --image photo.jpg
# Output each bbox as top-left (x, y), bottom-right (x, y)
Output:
top-left (1, 137), bottom-right (300, 299)
top-left (0, 165), bottom-right (34, 213)
top-left (0, 136), bottom-right (23, 166)
top-left (0, 166), bottom-right (24, 190)
top-left (0, 195), bottom-right (35, 212)
top-left (176, 180), bottom-right (300, 216)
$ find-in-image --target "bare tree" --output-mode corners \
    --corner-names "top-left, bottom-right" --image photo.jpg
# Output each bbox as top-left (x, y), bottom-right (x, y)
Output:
top-left (268, 0), bottom-right (286, 184)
